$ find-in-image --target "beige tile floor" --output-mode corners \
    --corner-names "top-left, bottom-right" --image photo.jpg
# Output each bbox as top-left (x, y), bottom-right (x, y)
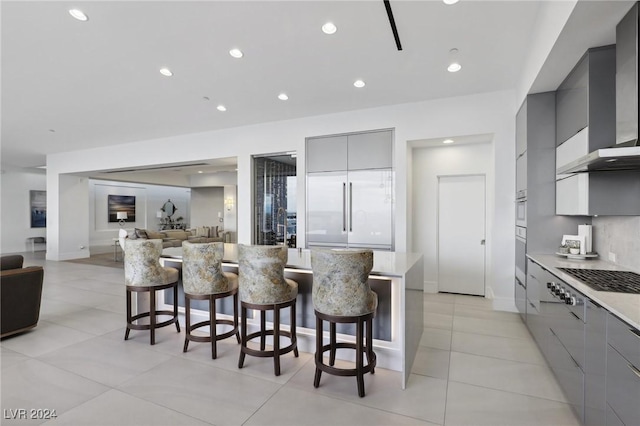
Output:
top-left (0, 251), bottom-right (581, 426)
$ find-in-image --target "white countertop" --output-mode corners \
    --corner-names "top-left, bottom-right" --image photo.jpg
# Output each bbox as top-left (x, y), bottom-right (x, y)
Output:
top-left (528, 253), bottom-right (640, 330)
top-left (162, 244), bottom-right (423, 278)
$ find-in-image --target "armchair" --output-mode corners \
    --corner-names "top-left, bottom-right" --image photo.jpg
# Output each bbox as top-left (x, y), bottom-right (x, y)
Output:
top-left (1, 255), bottom-right (44, 338)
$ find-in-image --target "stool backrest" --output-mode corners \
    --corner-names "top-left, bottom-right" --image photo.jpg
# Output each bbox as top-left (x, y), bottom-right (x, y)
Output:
top-left (124, 239), bottom-right (170, 286)
top-left (118, 229), bottom-right (128, 251)
top-left (182, 241), bottom-right (229, 294)
top-left (238, 244), bottom-right (289, 304)
top-left (311, 249), bottom-right (375, 316)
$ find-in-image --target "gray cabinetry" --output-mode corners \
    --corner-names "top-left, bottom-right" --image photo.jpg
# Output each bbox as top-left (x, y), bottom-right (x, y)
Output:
top-left (306, 130), bottom-right (392, 173)
top-left (525, 259), bottom-right (586, 422)
top-left (556, 54), bottom-right (588, 146)
top-left (306, 135), bottom-right (348, 173)
top-left (606, 314), bottom-right (640, 426)
top-left (554, 45), bottom-right (640, 216)
top-left (555, 45), bottom-right (616, 148)
top-left (516, 99), bottom-right (527, 158)
top-left (306, 129), bottom-right (394, 250)
top-left (347, 130), bottom-right (393, 170)
top-left (585, 301), bottom-right (607, 426)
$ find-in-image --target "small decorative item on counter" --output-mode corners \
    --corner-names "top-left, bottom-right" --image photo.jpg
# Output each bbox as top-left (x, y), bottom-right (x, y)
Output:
top-left (558, 244), bottom-right (569, 254)
top-left (570, 247), bottom-right (580, 255)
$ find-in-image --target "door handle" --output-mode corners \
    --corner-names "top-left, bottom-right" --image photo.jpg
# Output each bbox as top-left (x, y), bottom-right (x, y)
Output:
top-left (480, 239), bottom-right (486, 245)
top-left (342, 182), bottom-right (346, 232)
top-left (349, 182), bottom-right (353, 232)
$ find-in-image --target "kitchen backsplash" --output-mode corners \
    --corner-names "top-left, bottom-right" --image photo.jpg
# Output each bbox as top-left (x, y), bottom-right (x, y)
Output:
top-left (592, 216), bottom-right (640, 271)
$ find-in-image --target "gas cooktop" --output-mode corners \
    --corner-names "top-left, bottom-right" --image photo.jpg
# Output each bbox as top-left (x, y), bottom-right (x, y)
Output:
top-left (558, 268), bottom-right (640, 294)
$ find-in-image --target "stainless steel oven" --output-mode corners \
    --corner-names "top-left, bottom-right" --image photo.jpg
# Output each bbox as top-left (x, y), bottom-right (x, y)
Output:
top-left (516, 199), bottom-right (527, 227)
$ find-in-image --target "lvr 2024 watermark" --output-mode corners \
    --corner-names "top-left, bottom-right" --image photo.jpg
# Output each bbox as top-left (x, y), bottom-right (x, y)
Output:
top-left (3, 409), bottom-right (57, 420)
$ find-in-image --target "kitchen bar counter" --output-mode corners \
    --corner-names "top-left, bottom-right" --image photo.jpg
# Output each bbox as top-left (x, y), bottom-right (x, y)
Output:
top-left (527, 254), bottom-right (640, 330)
top-left (161, 244), bottom-right (424, 389)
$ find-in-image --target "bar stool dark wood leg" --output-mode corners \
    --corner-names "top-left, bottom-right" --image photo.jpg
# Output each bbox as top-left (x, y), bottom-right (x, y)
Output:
top-left (260, 310), bottom-right (267, 351)
top-left (367, 317), bottom-right (374, 374)
top-left (150, 289), bottom-right (156, 345)
top-left (173, 284), bottom-right (180, 333)
top-left (183, 296), bottom-right (191, 352)
top-left (314, 315), bottom-right (323, 388)
top-left (356, 318), bottom-right (365, 397)
top-left (238, 305), bottom-right (247, 368)
top-left (291, 301), bottom-right (299, 357)
top-left (210, 294), bottom-right (217, 359)
top-left (125, 289), bottom-right (132, 341)
top-left (329, 322), bottom-right (337, 366)
top-left (273, 305), bottom-right (281, 376)
top-left (234, 293), bottom-right (241, 343)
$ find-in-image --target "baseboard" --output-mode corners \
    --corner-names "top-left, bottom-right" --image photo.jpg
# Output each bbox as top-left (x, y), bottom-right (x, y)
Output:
top-left (47, 250), bottom-right (90, 261)
top-left (491, 296), bottom-right (518, 313)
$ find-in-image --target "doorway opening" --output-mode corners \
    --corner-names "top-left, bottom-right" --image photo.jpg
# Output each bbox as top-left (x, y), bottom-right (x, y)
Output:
top-left (253, 153), bottom-right (297, 246)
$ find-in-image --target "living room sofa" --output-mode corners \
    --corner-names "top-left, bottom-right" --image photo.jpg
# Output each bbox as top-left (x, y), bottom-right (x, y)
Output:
top-left (1, 255), bottom-right (44, 338)
top-left (131, 226), bottom-right (226, 248)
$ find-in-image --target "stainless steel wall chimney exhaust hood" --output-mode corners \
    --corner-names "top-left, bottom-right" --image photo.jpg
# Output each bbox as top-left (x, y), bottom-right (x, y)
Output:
top-left (556, 142), bottom-right (640, 173)
top-left (559, 3), bottom-right (640, 174)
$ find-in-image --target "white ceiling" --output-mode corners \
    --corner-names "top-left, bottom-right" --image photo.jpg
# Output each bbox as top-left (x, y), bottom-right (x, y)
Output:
top-left (1, 0), bottom-right (634, 177)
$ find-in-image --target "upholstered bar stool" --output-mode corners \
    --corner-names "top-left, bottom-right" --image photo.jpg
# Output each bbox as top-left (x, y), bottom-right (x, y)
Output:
top-left (311, 248), bottom-right (378, 397)
top-left (237, 245), bottom-right (298, 376)
top-left (182, 241), bottom-right (240, 358)
top-left (124, 239), bottom-right (180, 345)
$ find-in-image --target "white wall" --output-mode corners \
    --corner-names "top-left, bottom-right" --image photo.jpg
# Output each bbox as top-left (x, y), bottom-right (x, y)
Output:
top-left (191, 187), bottom-right (224, 227)
top-left (412, 141), bottom-right (494, 293)
top-left (88, 179), bottom-right (191, 248)
top-left (0, 168), bottom-right (47, 254)
top-left (45, 89), bottom-right (516, 301)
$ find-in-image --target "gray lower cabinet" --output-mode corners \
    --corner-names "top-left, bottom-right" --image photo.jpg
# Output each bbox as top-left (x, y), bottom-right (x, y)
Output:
top-left (606, 315), bottom-right (640, 426)
top-left (585, 301), bottom-right (607, 426)
top-left (607, 404), bottom-right (626, 426)
top-left (515, 277), bottom-right (526, 320)
top-left (525, 259), bottom-right (640, 426)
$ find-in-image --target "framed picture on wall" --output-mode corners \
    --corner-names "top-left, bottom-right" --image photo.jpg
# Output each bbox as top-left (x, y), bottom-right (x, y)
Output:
top-left (30, 190), bottom-right (46, 228)
top-left (108, 195), bottom-right (135, 223)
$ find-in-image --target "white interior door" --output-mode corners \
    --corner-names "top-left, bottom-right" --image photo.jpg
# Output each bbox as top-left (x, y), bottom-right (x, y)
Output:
top-left (437, 175), bottom-right (486, 296)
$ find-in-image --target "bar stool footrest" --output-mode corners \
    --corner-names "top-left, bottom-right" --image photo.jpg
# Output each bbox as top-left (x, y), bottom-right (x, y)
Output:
top-left (315, 343), bottom-right (376, 376)
top-left (186, 319), bottom-right (238, 343)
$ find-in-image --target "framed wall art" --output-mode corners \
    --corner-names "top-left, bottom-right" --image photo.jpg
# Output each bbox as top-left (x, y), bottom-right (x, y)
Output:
top-left (30, 190), bottom-right (46, 228)
top-left (108, 195), bottom-right (135, 223)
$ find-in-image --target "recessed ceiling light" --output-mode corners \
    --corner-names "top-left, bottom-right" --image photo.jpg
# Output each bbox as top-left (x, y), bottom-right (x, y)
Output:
top-left (354, 80), bottom-right (366, 88)
top-left (198, 170), bottom-right (203, 173)
top-left (278, 93), bottom-right (289, 101)
top-left (443, 139), bottom-right (454, 144)
top-left (229, 48), bottom-right (243, 59)
top-left (69, 9), bottom-right (88, 21)
top-left (159, 67), bottom-right (173, 77)
top-left (217, 105), bottom-right (227, 112)
top-left (447, 62), bottom-right (462, 73)
top-left (322, 22), bottom-right (337, 35)
top-left (443, 0), bottom-right (459, 5)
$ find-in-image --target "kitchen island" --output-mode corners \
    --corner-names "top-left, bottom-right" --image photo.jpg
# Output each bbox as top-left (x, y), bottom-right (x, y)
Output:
top-left (160, 244), bottom-right (424, 389)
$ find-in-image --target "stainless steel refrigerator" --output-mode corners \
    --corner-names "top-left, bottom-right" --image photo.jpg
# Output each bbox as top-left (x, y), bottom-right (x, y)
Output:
top-left (306, 169), bottom-right (394, 250)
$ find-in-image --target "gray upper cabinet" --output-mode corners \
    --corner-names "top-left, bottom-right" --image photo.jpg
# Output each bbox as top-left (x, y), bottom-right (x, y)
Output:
top-left (556, 45), bottom-right (616, 149)
top-left (516, 100), bottom-right (527, 158)
top-left (306, 135), bottom-right (348, 173)
top-left (307, 130), bottom-right (392, 173)
top-left (556, 55), bottom-right (588, 146)
top-left (347, 130), bottom-right (393, 170)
